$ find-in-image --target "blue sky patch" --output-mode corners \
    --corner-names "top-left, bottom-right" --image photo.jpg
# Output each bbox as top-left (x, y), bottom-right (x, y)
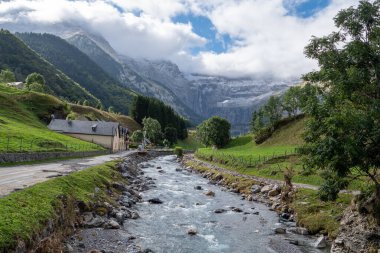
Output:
top-left (283, 0), bottom-right (331, 18)
top-left (172, 14), bottom-right (232, 55)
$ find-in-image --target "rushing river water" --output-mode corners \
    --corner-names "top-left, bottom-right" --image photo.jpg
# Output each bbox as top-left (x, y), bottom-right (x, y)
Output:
top-left (125, 155), bottom-right (329, 253)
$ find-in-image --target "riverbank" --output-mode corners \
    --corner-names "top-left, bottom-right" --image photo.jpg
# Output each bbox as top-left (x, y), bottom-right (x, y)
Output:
top-left (182, 154), bottom-right (351, 240)
top-left (0, 151), bottom-right (168, 253)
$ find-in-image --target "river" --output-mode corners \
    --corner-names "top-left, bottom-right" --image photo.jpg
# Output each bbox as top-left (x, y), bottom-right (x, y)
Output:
top-left (124, 155), bottom-right (329, 253)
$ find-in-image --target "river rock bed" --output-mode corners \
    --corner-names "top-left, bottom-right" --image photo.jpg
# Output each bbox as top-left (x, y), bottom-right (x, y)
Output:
top-left (63, 153), bottom-right (330, 253)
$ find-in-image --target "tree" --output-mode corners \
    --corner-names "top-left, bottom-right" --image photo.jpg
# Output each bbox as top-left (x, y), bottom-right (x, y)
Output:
top-left (282, 86), bottom-right (302, 117)
top-left (28, 82), bottom-right (45, 93)
top-left (250, 109), bottom-right (264, 133)
top-left (302, 0), bottom-right (380, 201)
top-left (164, 126), bottom-right (178, 145)
top-left (26, 72), bottom-right (45, 86)
top-left (263, 95), bottom-right (282, 125)
top-left (131, 95), bottom-right (188, 140)
top-left (142, 117), bottom-right (162, 144)
top-left (130, 130), bottom-right (144, 143)
top-left (0, 69), bottom-right (16, 82)
top-left (196, 116), bottom-right (231, 148)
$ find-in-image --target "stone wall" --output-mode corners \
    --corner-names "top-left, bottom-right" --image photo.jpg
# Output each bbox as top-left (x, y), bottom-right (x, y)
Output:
top-left (0, 150), bottom-right (110, 164)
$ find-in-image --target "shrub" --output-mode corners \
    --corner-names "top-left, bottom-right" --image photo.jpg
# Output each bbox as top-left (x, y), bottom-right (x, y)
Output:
top-left (174, 146), bottom-right (183, 158)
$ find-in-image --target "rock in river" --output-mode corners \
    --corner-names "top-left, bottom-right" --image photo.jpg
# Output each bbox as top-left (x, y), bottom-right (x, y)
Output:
top-left (205, 190), bottom-right (215, 197)
top-left (314, 235), bottom-right (327, 248)
top-left (187, 228), bottom-right (197, 235)
top-left (148, 198), bottom-right (163, 204)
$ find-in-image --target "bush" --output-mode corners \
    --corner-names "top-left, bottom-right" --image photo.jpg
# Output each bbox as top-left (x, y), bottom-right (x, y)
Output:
top-left (174, 146), bottom-right (183, 158)
top-left (196, 116), bottom-right (231, 148)
top-left (130, 130), bottom-right (144, 143)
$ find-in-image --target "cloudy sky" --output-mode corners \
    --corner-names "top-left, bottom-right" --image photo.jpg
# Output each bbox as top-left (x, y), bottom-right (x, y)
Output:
top-left (0, 0), bottom-right (359, 79)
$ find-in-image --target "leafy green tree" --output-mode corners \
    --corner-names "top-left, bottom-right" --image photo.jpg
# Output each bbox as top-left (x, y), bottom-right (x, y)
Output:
top-left (282, 86), bottom-right (302, 117)
top-left (28, 82), bottom-right (46, 93)
top-left (250, 109), bottom-right (264, 133)
top-left (130, 130), bottom-right (144, 143)
top-left (196, 116), bottom-right (231, 148)
top-left (164, 126), bottom-right (178, 145)
top-left (0, 69), bottom-right (16, 82)
top-left (263, 95), bottom-right (283, 125)
top-left (26, 72), bottom-right (45, 86)
top-left (302, 0), bottom-right (380, 201)
top-left (143, 117), bottom-right (162, 144)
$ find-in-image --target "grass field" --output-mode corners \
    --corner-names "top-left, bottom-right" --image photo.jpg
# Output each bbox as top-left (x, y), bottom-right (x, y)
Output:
top-left (0, 83), bottom-right (102, 152)
top-left (195, 118), bottom-right (365, 190)
top-left (0, 161), bottom-right (122, 250)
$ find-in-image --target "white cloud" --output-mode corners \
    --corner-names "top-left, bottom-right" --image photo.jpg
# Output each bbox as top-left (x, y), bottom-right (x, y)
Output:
top-left (0, 0), bottom-right (360, 79)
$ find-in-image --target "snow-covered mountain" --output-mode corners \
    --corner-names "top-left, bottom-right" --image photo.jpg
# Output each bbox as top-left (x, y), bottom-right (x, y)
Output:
top-left (64, 31), bottom-right (296, 134)
top-left (121, 57), bottom-right (295, 134)
top-left (64, 31), bottom-right (202, 123)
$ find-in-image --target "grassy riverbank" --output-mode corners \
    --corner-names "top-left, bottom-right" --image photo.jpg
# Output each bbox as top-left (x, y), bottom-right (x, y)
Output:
top-left (0, 161), bottom-right (124, 250)
top-left (183, 158), bottom-right (351, 238)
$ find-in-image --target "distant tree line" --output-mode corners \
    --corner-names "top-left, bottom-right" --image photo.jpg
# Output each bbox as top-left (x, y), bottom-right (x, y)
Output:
top-left (131, 95), bottom-right (188, 141)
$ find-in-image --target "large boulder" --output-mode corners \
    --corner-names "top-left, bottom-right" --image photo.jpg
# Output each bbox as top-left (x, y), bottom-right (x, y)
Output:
top-left (260, 185), bottom-right (272, 194)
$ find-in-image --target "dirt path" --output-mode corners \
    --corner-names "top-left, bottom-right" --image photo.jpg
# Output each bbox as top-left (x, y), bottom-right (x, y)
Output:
top-left (0, 150), bottom-right (136, 197)
top-left (185, 154), bottom-right (319, 191)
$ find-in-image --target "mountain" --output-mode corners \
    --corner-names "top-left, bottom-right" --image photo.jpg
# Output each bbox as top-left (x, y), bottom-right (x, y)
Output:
top-left (122, 59), bottom-right (294, 135)
top-left (16, 32), bottom-right (137, 115)
top-left (64, 31), bottom-right (202, 123)
top-left (0, 29), bottom-right (99, 105)
top-left (64, 30), bottom-right (295, 134)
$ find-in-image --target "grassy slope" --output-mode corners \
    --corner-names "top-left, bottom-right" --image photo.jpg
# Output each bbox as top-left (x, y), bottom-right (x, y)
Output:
top-left (260, 116), bottom-right (307, 146)
top-left (0, 84), bottom-right (102, 152)
top-left (17, 33), bottom-right (137, 115)
top-left (175, 130), bottom-right (204, 150)
top-left (0, 161), bottom-right (123, 250)
top-left (0, 30), bottom-right (99, 105)
top-left (70, 104), bottom-right (141, 132)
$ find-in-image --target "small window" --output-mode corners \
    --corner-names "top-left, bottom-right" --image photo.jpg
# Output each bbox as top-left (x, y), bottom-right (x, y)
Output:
top-left (92, 124), bottom-right (97, 132)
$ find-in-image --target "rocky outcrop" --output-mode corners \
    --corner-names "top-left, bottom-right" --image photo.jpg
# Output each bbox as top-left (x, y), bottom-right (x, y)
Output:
top-left (331, 192), bottom-right (380, 253)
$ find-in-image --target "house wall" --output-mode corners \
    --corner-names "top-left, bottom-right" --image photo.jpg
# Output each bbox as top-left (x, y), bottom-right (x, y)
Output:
top-left (66, 133), bottom-right (113, 149)
top-left (66, 133), bottom-right (127, 152)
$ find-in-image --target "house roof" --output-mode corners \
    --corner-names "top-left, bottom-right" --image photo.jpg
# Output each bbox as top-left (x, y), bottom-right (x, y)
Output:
top-left (48, 119), bottom-right (121, 136)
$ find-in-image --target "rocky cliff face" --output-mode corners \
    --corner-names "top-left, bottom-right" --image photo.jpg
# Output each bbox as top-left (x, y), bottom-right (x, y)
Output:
top-left (65, 31), bottom-right (296, 134)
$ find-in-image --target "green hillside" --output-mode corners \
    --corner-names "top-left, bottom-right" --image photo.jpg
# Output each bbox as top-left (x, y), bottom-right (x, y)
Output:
top-left (17, 33), bottom-right (137, 114)
top-left (0, 83), bottom-right (102, 153)
top-left (260, 116), bottom-right (307, 146)
top-left (0, 30), bottom-right (99, 105)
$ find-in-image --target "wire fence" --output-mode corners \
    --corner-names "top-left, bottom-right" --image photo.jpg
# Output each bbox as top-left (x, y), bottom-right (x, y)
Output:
top-left (0, 134), bottom-right (101, 153)
top-left (195, 147), bottom-right (301, 172)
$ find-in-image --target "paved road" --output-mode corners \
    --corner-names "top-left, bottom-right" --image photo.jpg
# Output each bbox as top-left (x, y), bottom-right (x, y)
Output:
top-left (0, 151), bottom-right (135, 197)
